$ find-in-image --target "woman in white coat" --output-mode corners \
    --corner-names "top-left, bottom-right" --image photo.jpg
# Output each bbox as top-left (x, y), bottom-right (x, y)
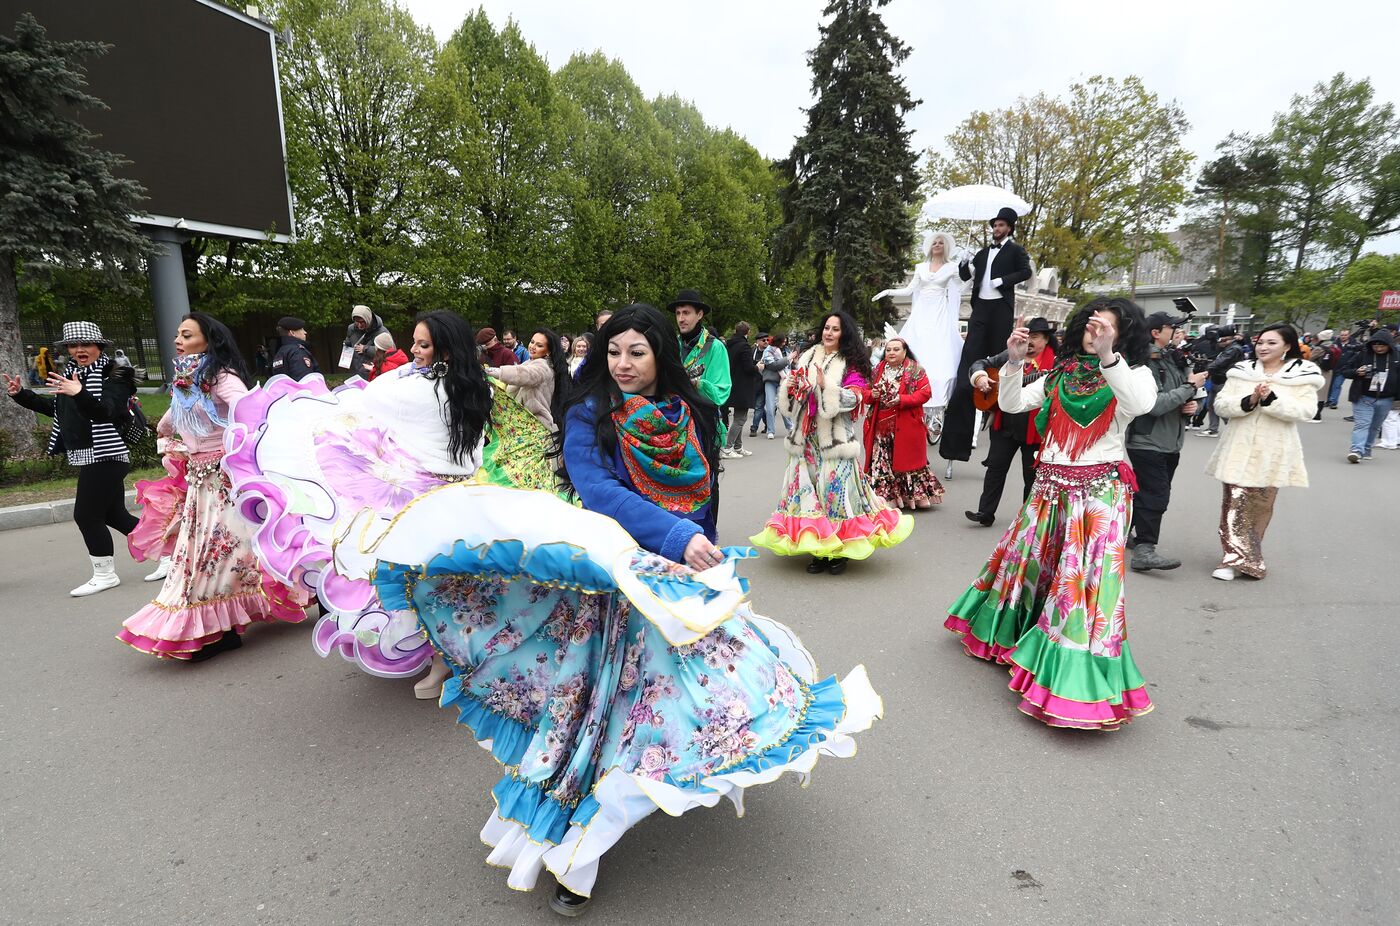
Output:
top-left (874, 231), bottom-right (967, 439)
top-left (1205, 324), bottom-right (1323, 581)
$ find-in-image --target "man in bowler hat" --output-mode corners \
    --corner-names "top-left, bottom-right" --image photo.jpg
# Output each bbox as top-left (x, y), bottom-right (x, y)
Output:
top-left (940, 206), bottom-right (1033, 463)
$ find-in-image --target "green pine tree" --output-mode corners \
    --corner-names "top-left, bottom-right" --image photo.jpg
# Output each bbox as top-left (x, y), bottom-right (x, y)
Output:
top-left (0, 14), bottom-right (150, 453)
top-left (786, 0), bottom-right (919, 331)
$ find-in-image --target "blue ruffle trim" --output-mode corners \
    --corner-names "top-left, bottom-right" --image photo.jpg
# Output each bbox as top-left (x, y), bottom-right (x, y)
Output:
top-left (374, 538), bottom-right (618, 611)
top-left (632, 546), bottom-right (756, 603)
top-left (445, 670), bottom-right (850, 848)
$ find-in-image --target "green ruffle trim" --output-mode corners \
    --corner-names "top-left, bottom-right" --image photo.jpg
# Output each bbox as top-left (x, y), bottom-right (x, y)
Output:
top-left (1008, 626), bottom-right (1147, 705)
top-left (947, 585), bottom-right (1041, 653)
top-left (748, 515), bottom-right (912, 560)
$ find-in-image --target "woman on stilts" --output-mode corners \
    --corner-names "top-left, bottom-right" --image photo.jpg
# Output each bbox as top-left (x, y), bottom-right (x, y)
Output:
top-left (945, 298), bottom-right (1158, 730)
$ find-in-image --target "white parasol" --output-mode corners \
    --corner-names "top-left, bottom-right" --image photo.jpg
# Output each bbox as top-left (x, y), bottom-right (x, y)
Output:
top-left (921, 184), bottom-right (1032, 221)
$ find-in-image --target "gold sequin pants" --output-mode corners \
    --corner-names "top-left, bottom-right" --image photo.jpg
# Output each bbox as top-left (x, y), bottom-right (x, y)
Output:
top-left (1218, 483), bottom-right (1278, 578)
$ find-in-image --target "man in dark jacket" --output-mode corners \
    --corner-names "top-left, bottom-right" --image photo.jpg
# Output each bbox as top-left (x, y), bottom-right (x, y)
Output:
top-left (272, 316), bottom-right (320, 382)
top-left (1126, 312), bottom-right (1208, 570)
top-left (1341, 329), bottom-right (1399, 462)
top-left (963, 317), bottom-right (1056, 527)
top-left (721, 321), bottom-right (758, 459)
top-left (343, 305), bottom-right (388, 368)
top-left (942, 207), bottom-right (1034, 465)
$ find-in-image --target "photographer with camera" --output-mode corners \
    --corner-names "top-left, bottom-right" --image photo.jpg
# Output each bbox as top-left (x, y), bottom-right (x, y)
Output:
top-left (1193, 326), bottom-right (1247, 437)
top-left (1339, 328), bottom-right (1399, 462)
top-left (1126, 312), bottom-right (1208, 571)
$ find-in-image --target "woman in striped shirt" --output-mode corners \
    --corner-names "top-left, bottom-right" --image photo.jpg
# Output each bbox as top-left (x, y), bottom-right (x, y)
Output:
top-left (5, 321), bottom-right (139, 596)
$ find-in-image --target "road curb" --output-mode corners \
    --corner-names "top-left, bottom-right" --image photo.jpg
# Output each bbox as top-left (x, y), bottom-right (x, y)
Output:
top-left (0, 490), bottom-right (138, 533)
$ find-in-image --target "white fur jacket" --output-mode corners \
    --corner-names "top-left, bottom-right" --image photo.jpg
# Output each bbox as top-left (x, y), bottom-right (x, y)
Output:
top-left (1206, 358), bottom-right (1324, 488)
top-left (777, 346), bottom-right (867, 459)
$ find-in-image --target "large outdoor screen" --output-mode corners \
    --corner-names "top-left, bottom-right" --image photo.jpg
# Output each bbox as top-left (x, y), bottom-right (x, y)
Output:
top-left (1, 0), bottom-right (294, 241)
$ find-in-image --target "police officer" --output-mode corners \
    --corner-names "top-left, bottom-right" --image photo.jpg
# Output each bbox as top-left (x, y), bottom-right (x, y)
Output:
top-left (271, 316), bottom-right (320, 382)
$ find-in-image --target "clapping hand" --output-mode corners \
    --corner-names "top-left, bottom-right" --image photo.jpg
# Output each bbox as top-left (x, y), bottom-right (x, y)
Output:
top-left (3, 373), bottom-right (22, 396)
top-left (46, 372), bottom-right (82, 396)
top-left (1252, 382), bottom-right (1272, 402)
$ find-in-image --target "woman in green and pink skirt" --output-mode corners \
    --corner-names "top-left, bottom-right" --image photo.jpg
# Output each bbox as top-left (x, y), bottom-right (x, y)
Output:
top-left (945, 298), bottom-right (1158, 731)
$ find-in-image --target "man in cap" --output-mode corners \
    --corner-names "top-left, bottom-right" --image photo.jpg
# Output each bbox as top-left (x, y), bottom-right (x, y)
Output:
top-left (1125, 311), bottom-right (1207, 570)
top-left (669, 288), bottom-right (731, 409)
top-left (343, 305), bottom-right (388, 362)
top-left (963, 316), bottom-right (1056, 527)
top-left (272, 317), bottom-right (320, 382)
top-left (941, 206), bottom-right (1033, 465)
top-left (475, 327), bottom-right (518, 368)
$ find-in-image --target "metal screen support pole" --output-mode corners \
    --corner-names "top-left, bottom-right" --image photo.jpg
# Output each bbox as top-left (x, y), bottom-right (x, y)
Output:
top-left (144, 227), bottom-right (191, 384)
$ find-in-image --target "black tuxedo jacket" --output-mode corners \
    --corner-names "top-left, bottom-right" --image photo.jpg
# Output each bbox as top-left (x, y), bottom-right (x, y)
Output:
top-left (959, 239), bottom-right (1032, 304)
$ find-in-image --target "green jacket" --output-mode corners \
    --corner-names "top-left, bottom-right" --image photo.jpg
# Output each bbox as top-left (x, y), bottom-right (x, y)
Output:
top-left (1126, 344), bottom-right (1197, 454)
top-left (681, 327), bottom-right (731, 408)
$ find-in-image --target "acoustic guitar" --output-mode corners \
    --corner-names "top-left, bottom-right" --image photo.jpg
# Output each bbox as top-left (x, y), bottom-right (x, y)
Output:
top-left (972, 365), bottom-right (1052, 412)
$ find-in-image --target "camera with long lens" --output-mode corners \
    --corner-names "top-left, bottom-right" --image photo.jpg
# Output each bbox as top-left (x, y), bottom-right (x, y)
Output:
top-left (1171, 297), bottom-right (1212, 398)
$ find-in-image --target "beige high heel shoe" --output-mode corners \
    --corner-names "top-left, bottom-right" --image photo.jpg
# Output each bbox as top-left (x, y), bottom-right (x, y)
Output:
top-left (413, 654), bottom-right (452, 701)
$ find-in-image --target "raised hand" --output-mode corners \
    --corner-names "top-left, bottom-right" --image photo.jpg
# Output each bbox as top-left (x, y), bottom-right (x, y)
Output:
top-left (47, 371), bottom-right (83, 396)
top-left (872, 290), bottom-right (890, 302)
top-left (1084, 315), bottom-right (1116, 359)
top-left (3, 373), bottom-right (22, 396)
top-left (1006, 317), bottom-right (1030, 363)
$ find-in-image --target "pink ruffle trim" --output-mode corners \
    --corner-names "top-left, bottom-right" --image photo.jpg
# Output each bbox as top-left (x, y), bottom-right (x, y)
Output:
top-left (118, 592), bottom-right (308, 659)
top-left (943, 615), bottom-right (1015, 663)
top-left (760, 507), bottom-right (904, 544)
top-left (127, 462), bottom-right (188, 562)
top-left (1006, 666), bottom-right (1153, 731)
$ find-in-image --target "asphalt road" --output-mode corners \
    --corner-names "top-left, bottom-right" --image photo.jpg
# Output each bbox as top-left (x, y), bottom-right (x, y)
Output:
top-left (2, 412), bottom-right (1396, 925)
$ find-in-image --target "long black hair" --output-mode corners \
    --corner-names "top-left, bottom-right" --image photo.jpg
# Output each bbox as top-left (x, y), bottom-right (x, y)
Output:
top-left (529, 326), bottom-right (571, 430)
top-left (1256, 322), bottom-right (1303, 360)
top-left (813, 309), bottom-right (872, 381)
top-left (414, 309), bottom-right (491, 466)
top-left (185, 312), bottom-right (252, 387)
top-left (1056, 297), bottom-right (1151, 368)
top-left (559, 303), bottom-right (719, 489)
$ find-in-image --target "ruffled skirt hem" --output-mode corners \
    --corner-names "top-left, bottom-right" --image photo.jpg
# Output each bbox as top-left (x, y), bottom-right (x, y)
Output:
top-left (472, 665), bottom-right (883, 895)
top-left (117, 591), bottom-right (307, 660)
top-left (749, 509), bottom-right (911, 559)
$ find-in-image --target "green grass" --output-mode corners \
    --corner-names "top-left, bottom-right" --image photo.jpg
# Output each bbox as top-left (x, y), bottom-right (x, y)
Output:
top-left (0, 388), bottom-right (175, 507)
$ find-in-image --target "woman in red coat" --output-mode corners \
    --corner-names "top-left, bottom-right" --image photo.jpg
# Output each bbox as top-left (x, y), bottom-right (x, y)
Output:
top-left (864, 338), bottom-right (944, 509)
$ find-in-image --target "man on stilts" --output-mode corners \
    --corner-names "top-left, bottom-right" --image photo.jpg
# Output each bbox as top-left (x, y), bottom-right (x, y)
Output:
top-left (939, 207), bottom-right (1032, 467)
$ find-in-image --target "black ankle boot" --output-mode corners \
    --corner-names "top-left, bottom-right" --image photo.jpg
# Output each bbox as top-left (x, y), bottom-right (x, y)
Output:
top-left (805, 557), bottom-right (827, 574)
top-left (188, 630), bottom-right (242, 662)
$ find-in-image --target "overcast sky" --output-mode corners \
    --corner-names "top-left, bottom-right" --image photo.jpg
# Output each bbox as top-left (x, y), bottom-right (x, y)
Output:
top-left (398, 0), bottom-right (1398, 249)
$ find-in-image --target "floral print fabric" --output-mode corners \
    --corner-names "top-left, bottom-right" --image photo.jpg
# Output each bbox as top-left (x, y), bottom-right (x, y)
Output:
top-left (413, 570), bottom-right (812, 805)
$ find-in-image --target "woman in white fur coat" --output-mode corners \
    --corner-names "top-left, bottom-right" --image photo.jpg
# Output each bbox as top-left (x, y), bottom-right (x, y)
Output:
top-left (1205, 324), bottom-right (1324, 581)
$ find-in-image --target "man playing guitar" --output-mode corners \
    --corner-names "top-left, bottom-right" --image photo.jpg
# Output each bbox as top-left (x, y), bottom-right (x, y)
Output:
top-left (964, 317), bottom-right (1057, 526)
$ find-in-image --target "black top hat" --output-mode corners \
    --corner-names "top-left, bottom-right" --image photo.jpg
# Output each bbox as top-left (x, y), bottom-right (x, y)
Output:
top-left (991, 207), bottom-right (1018, 227)
top-left (667, 289), bottom-right (712, 314)
top-left (1026, 317), bottom-right (1054, 334)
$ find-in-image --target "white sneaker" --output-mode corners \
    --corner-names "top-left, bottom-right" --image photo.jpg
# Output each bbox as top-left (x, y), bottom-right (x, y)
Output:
top-left (738, 448), bottom-right (753, 456)
top-left (1211, 567), bottom-right (1236, 581)
top-left (766, 432), bottom-right (775, 440)
top-left (143, 555), bottom-right (171, 582)
top-left (71, 556), bottom-right (121, 597)
top-left (720, 448), bottom-right (741, 459)
top-left (1347, 452), bottom-right (1361, 463)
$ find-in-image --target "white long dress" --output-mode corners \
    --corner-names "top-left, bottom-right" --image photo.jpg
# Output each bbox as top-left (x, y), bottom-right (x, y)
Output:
top-left (892, 261), bottom-right (965, 407)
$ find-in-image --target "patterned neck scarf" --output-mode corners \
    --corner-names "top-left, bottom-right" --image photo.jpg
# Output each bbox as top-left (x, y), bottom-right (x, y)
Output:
top-left (1034, 354), bottom-right (1117, 460)
top-left (169, 353), bottom-right (227, 439)
top-left (48, 353), bottom-right (126, 464)
top-left (611, 394), bottom-right (711, 513)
